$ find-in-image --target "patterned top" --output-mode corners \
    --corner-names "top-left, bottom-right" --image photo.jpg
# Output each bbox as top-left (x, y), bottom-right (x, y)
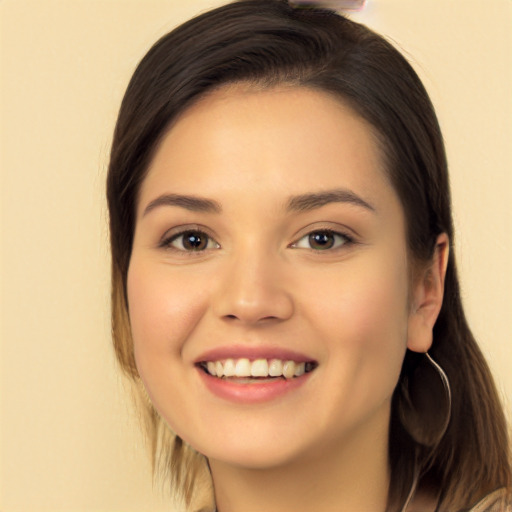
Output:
top-left (199, 488), bottom-right (511, 512)
top-left (467, 489), bottom-right (511, 512)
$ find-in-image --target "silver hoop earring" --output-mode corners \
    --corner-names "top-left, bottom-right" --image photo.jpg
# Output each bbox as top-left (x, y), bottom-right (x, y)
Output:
top-left (397, 351), bottom-right (452, 448)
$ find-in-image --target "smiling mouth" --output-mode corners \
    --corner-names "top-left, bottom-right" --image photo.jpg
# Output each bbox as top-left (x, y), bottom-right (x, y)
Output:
top-left (198, 358), bottom-right (318, 380)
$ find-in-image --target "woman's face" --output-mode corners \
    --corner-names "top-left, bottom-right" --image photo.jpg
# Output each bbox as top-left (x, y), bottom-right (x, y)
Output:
top-left (127, 85), bottom-right (414, 469)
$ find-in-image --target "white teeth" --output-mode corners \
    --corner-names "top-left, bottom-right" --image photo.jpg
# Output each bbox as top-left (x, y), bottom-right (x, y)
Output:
top-left (223, 359), bottom-right (236, 377)
top-left (203, 357), bottom-right (315, 379)
top-left (294, 362), bottom-right (305, 377)
top-left (268, 359), bottom-right (283, 377)
top-left (282, 360), bottom-right (296, 379)
top-left (235, 358), bottom-right (251, 377)
top-left (251, 359), bottom-right (269, 377)
top-left (207, 361), bottom-right (217, 376)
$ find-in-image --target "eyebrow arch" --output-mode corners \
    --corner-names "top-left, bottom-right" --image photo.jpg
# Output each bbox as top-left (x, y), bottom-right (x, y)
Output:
top-left (286, 188), bottom-right (376, 213)
top-left (143, 193), bottom-right (222, 216)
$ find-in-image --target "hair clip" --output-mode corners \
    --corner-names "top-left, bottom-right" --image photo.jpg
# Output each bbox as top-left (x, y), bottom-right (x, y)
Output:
top-left (289, 0), bottom-right (366, 11)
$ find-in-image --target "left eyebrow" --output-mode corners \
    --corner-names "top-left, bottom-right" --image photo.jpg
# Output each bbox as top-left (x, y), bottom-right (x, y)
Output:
top-left (286, 188), bottom-right (376, 213)
top-left (142, 193), bottom-right (222, 217)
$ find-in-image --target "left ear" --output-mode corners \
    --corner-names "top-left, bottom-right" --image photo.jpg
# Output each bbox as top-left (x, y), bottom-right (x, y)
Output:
top-left (407, 233), bottom-right (450, 353)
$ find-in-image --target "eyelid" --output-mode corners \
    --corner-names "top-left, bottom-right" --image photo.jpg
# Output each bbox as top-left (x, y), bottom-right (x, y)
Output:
top-left (289, 223), bottom-right (358, 252)
top-left (290, 222), bottom-right (358, 241)
top-left (159, 224), bottom-right (220, 251)
top-left (291, 230), bottom-right (352, 250)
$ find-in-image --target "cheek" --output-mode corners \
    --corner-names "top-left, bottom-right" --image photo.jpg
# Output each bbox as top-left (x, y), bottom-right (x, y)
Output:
top-left (126, 258), bottom-right (207, 365)
top-left (348, 271), bottom-right (409, 344)
top-left (299, 253), bottom-right (410, 397)
top-left (303, 255), bottom-right (409, 339)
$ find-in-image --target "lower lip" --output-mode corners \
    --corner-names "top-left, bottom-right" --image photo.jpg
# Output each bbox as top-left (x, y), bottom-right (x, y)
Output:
top-left (197, 367), bottom-right (313, 404)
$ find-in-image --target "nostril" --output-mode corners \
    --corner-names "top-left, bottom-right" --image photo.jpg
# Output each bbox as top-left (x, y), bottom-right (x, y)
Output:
top-left (222, 314), bottom-right (280, 323)
top-left (216, 289), bottom-right (295, 324)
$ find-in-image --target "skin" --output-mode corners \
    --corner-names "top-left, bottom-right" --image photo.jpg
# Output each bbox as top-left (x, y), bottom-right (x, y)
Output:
top-left (127, 85), bottom-right (448, 512)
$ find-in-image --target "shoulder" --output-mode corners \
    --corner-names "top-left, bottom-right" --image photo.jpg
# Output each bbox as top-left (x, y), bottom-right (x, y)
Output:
top-left (466, 488), bottom-right (512, 512)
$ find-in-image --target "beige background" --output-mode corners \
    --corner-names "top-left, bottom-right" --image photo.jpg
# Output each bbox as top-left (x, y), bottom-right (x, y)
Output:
top-left (1, 1), bottom-right (511, 510)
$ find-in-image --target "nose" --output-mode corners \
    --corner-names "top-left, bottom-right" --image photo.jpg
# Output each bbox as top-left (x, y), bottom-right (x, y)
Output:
top-left (212, 248), bottom-right (294, 326)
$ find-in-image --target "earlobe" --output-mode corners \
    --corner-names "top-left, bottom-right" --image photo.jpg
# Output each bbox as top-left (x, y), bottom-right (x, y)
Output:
top-left (407, 233), bottom-right (450, 353)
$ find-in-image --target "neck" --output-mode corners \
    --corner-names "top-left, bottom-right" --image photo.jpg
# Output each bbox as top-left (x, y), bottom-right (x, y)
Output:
top-left (209, 411), bottom-right (390, 512)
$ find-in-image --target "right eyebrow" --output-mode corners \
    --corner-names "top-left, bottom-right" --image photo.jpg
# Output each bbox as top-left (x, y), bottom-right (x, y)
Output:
top-left (142, 193), bottom-right (222, 217)
top-left (286, 188), bottom-right (376, 214)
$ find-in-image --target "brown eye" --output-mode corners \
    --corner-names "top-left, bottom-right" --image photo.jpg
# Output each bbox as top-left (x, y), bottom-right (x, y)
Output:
top-left (182, 232), bottom-right (207, 250)
top-left (292, 230), bottom-right (352, 251)
top-left (308, 232), bottom-right (335, 250)
top-left (167, 230), bottom-right (219, 251)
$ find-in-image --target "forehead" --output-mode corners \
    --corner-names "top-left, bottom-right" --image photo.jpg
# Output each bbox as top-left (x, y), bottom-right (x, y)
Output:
top-left (138, 84), bottom-right (399, 217)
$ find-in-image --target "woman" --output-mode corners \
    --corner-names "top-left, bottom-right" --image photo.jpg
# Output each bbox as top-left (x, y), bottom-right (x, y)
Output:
top-left (106, 1), bottom-right (511, 510)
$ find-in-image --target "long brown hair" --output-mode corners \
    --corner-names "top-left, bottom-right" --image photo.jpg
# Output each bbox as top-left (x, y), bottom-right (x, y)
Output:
top-left (106, 1), bottom-right (511, 510)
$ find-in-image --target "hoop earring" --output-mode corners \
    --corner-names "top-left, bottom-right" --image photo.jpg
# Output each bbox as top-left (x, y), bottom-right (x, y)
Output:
top-left (397, 351), bottom-right (452, 448)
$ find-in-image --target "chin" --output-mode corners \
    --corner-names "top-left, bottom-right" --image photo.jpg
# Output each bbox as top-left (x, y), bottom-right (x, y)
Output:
top-left (204, 441), bottom-right (310, 471)
top-left (176, 418), bottom-right (315, 471)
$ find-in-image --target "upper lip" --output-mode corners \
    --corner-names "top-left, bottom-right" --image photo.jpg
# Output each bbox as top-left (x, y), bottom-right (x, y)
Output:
top-left (194, 345), bottom-right (316, 364)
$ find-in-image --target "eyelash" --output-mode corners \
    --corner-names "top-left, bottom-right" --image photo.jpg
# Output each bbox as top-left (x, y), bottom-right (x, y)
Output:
top-left (160, 229), bottom-right (219, 253)
top-left (159, 228), bottom-right (354, 254)
top-left (291, 229), bottom-right (354, 251)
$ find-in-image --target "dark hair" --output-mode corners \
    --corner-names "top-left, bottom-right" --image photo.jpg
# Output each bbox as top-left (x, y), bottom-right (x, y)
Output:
top-left (107, 1), bottom-right (511, 510)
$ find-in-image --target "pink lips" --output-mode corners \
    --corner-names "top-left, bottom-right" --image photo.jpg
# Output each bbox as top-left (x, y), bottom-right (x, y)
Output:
top-left (194, 345), bottom-right (316, 404)
top-left (198, 369), bottom-right (312, 403)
